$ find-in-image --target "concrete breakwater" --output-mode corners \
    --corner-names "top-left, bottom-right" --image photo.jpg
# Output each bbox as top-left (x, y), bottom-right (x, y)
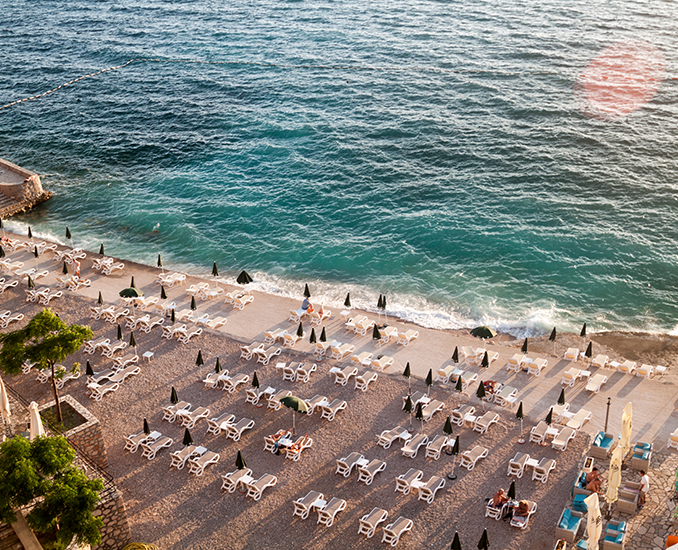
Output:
top-left (0, 158), bottom-right (51, 218)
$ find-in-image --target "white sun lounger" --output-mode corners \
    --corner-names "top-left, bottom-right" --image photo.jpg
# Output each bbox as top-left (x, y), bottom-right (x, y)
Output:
top-left (507, 452), bottom-right (530, 478)
top-left (401, 433), bottom-right (429, 458)
top-left (425, 435), bottom-right (451, 460)
top-left (370, 355), bottom-right (394, 371)
top-left (240, 341), bottom-right (265, 360)
top-left (295, 363), bottom-right (317, 383)
top-left (293, 490), bottom-right (325, 519)
top-left (83, 337), bottom-right (110, 355)
top-left (100, 340), bottom-right (128, 358)
top-left (170, 445), bottom-right (201, 470)
top-left (591, 354), bottom-right (608, 369)
top-left (288, 308), bottom-right (309, 323)
top-left (102, 262), bottom-right (125, 276)
top-left (586, 373), bottom-right (607, 394)
top-left (527, 358), bottom-right (548, 376)
top-left (244, 474), bottom-right (277, 501)
top-left (396, 329), bottom-right (419, 347)
top-left (561, 368), bottom-right (582, 387)
top-left (395, 468), bottom-right (423, 495)
top-left (124, 431), bottom-right (160, 453)
top-left (39, 290), bottom-right (62, 305)
top-left (460, 445), bottom-right (489, 470)
top-left (473, 412), bottom-right (499, 434)
top-left (255, 346), bottom-right (281, 365)
top-left (264, 328), bottom-right (287, 344)
top-left (333, 365), bottom-right (358, 386)
top-left (305, 395), bottom-right (328, 415)
top-left (206, 412), bottom-right (235, 436)
top-left (222, 373), bottom-right (250, 393)
top-left (318, 497), bottom-right (350, 527)
top-left (195, 314), bottom-right (227, 329)
top-left (564, 348), bottom-right (580, 361)
top-left (436, 364), bottom-right (464, 384)
top-left (381, 516), bottom-right (413, 547)
top-left (417, 475), bottom-right (446, 504)
top-left (310, 309), bottom-right (331, 326)
top-left (532, 458), bottom-right (556, 483)
top-left (177, 406), bottom-right (211, 429)
top-left (358, 508), bottom-right (388, 539)
top-left (0, 312), bottom-right (24, 328)
top-left (220, 467), bottom-right (252, 493)
top-left (566, 409), bottom-right (592, 431)
top-left (355, 371), bottom-right (378, 392)
top-left (226, 418), bottom-right (255, 441)
top-left (267, 389), bottom-right (291, 410)
top-left (510, 500), bottom-right (537, 529)
top-left (377, 426), bottom-right (412, 449)
top-left (140, 436), bottom-right (174, 460)
top-left (494, 386), bottom-right (518, 407)
top-left (330, 343), bottom-right (355, 360)
top-left (86, 380), bottom-right (121, 401)
top-left (161, 401), bottom-right (191, 423)
top-left (422, 400), bottom-right (446, 421)
top-left (336, 452), bottom-right (365, 477)
top-left (529, 421), bottom-right (549, 445)
top-left (351, 351), bottom-right (374, 367)
top-left (619, 360), bottom-right (637, 374)
top-left (112, 352), bottom-right (137, 368)
top-left (450, 405), bottom-right (475, 426)
top-left (232, 294), bottom-right (254, 310)
top-left (552, 427), bottom-right (576, 451)
top-left (187, 450), bottom-right (220, 476)
top-left (320, 399), bottom-right (347, 421)
top-left (285, 435), bottom-right (313, 462)
top-left (138, 316), bottom-right (164, 333)
top-left (357, 459), bottom-right (386, 485)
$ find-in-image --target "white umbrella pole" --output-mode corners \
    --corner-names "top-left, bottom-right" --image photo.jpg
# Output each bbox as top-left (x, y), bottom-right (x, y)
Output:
top-left (292, 410), bottom-right (296, 436)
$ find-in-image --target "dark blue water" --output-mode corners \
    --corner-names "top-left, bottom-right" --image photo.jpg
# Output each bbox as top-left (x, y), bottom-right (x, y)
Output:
top-left (1, 0), bottom-right (677, 335)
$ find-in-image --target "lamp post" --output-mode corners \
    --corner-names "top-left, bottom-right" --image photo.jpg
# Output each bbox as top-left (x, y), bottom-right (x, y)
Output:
top-left (604, 397), bottom-right (611, 432)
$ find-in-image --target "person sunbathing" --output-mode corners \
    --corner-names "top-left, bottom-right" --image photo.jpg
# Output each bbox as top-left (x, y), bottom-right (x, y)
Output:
top-left (514, 500), bottom-right (530, 517)
top-left (490, 489), bottom-right (509, 508)
top-left (586, 468), bottom-right (602, 493)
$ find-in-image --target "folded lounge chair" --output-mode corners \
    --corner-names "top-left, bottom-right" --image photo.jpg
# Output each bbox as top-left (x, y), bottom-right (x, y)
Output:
top-left (140, 436), bottom-right (173, 460)
top-left (381, 516), bottom-right (413, 547)
top-left (358, 508), bottom-right (388, 539)
top-left (460, 445), bottom-right (489, 471)
top-left (377, 426), bottom-right (412, 449)
top-left (187, 450), bottom-right (220, 476)
top-left (401, 433), bottom-right (429, 458)
top-left (394, 468), bottom-right (423, 495)
top-left (317, 497), bottom-right (347, 527)
top-left (417, 475), bottom-right (446, 504)
top-left (336, 452), bottom-right (365, 478)
top-left (357, 459), bottom-right (386, 485)
top-left (220, 467), bottom-right (252, 493)
top-left (507, 452), bottom-right (530, 478)
top-left (320, 399), bottom-right (347, 422)
top-left (245, 473), bottom-right (277, 501)
top-left (473, 412), bottom-right (499, 435)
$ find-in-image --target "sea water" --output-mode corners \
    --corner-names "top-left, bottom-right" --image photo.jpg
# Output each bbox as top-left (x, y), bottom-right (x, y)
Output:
top-left (0, 0), bottom-right (677, 336)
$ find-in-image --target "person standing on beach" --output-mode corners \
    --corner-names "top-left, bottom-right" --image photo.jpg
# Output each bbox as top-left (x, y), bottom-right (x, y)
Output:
top-left (639, 470), bottom-right (649, 507)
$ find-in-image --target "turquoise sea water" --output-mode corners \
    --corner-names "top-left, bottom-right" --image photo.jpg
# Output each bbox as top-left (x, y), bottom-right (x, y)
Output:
top-left (1, 0), bottom-right (677, 336)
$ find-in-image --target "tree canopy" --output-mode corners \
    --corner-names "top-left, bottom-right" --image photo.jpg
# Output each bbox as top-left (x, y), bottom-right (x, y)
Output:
top-left (0, 435), bottom-right (104, 549)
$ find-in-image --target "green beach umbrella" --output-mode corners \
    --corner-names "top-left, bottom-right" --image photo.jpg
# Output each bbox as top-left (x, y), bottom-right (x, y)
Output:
top-left (171, 308), bottom-right (176, 323)
top-left (296, 322), bottom-right (304, 338)
top-left (280, 396), bottom-right (309, 435)
top-left (471, 326), bottom-right (497, 339)
top-left (558, 388), bottom-right (566, 406)
top-left (444, 416), bottom-right (454, 436)
top-left (545, 407), bottom-right (554, 426)
top-left (97, 291), bottom-right (103, 305)
top-left (455, 375), bottom-right (463, 395)
top-left (160, 285), bottom-right (167, 300)
top-left (235, 450), bottom-right (247, 470)
top-left (580, 322), bottom-right (587, 337)
top-left (182, 428), bottom-right (193, 447)
top-left (27, 275), bottom-right (35, 289)
top-left (196, 350), bottom-right (204, 367)
top-left (215, 357), bottom-right (221, 373)
top-left (85, 361), bottom-right (93, 376)
top-left (516, 401), bottom-right (525, 442)
top-left (476, 380), bottom-right (487, 412)
top-left (65, 226), bottom-right (71, 240)
top-left (481, 351), bottom-right (489, 368)
top-left (478, 528), bottom-right (489, 550)
top-left (320, 327), bottom-right (327, 342)
top-left (130, 276), bottom-right (135, 288)
top-left (143, 418), bottom-right (150, 435)
top-left (372, 324), bottom-right (382, 340)
top-left (585, 341), bottom-right (593, 358)
top-left (377, 294), bottom-right (384, 309)
top-left (415, 401), bottom-right (424, 432)
top-left (33, 245), bottom-right (39, 258)
top-left (27, 226), bottom-right (32, 239)
top-left (237, 270), bottom-right (253, 285)
top-left (116, 324), bottom-right (123, 341)
top-left (508, 480), bottom-right (516, 500)
top-left (129, 331), bottom-right (137, 349)
top-left (303, 283), bottom-right (311, 298)
top-left (404, 395), bottom-right (413, 431)
top-left (252, 371), bottom-right (260, 389)
top-left (0, 246), bottom-right (4, 258)
top-left (309, 328), bottom-right (317, 344)
top-left (549, 327), bottom-right (557, 342)
top-left (212, 261), bottom-right (219, 277)
top-left (62, 262), bottom-right (68, 275)
top-left (403, 362), bottom-right (411, 393)
top-left (451, 533), bottom-right (462, 550)
top-left (119, 287), bottom-right (143, 298)
top-left (521, 338), bottom-right (528, 354)
top-left (452, 346), bottom-right (459, 363)
top-left (190, 296), bottom-right (197, 311)
top-left (170, 386), bottom-right (178, 404)
top-left (157, 254), bottom-right (163, 268)
top-left (344, 293), bottom-right (351, 308)
top-left (99, 244), bottom-right (105, 255)
top-left (425, 368), bottom-right (433, 396)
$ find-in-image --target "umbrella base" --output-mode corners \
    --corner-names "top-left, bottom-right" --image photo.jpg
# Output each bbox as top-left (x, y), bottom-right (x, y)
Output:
top-left (445, 448), bottom-right (454, 456)
top-left (517, 438), bottom-right (525, 444)
top-left (447, 473), bottom-right (457, 480)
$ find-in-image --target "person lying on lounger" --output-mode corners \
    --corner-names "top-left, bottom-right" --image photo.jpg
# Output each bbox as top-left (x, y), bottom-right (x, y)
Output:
top-left (586, 468), bottom-right (602, 493)
top-left (503, 499), bottom-right (529, 521)
top-left (490, 489), bottom-right (509, 508)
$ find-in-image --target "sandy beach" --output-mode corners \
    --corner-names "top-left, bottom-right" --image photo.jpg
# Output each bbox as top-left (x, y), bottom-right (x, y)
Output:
top-left (2, 231), bottom-right (677, 549)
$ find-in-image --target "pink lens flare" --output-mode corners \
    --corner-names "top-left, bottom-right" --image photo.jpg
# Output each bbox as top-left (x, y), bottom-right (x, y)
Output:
top-left (575, 40), bottom-right (664, 120)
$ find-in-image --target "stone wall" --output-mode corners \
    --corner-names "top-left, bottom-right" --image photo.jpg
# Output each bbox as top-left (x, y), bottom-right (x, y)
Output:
top-left (0, 157), bottom-right (51, 210)
top-left (93, 490), bottom-right (132, 550)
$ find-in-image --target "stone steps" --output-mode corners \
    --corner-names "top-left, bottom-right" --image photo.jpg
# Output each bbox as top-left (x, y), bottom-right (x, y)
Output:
top-left (0, 523), bottom-right (23, 550)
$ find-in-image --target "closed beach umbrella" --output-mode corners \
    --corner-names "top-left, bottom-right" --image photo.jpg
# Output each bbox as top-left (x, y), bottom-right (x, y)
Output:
top-left (320, 327), bottom-right (327, 342)
top-left (99, 244), bottom-right (105, 255)
top-left (212, 262), bottom-right (219, 277)
top-left (451, 533), bottom-right (462, 550)
top-left (303, 283), bottom-right (311, 298)
top-left (27, 275), bottom-right (35, 289)
top-left (0, 246), bottom-right (4, 258)
top-left (27, 226), bottom-right (32, 239)
top-left (235, 450), bottom-right (247, 470)
top-left (97, 291), bottom-right (103, 305)
top-left (508, 480), bottom-right (516, 500)
top-left (157, 254), bottom-right (163, 268)
top-left (372, 324), bottom-right (382, 340)
top-left (452, 346), bottom-right (459, 363)
top-left (549, 327), bottom-right (557, 341)
top-left (65, 226), bottom-right (71, 240)
top-left (160, 286), bottom-right (167, 300)
top-left (580, 322), bottom-right (587, 337)
top-left (237, 270), bottom-right (253, 285)
top-left (380, 294), bottom-right (387, 310)
top-left (28, 401), bottom-right (44, 440)
top-left (196, 350), bottom-right (204, 367)
top-left (62, 262), bottom-right (69, 275)
top-left (344, 293), bottom-right (351, 308)
top-left (143, 418), bottom-right (150, 435)
top-left (190, 296), bottom-right (197, 311)
top-left (545, 407), bottom-right (553, 426)
top-left (130, 276), bottom-right (135, 288)
top-left (0, 375), bottom-right (11, 422)
top-left (477, 529), bottom-right (489, 550)
top-left (215, 357), bottom-right (221, 373)
top-left (606, 445), bottom-right (623, 505)
top-left (425, 368), bottom-right (433, 396)
top-left (182, 428), bottom-right (193, 447)
top-left (33, 245), bottom-right (39, 258)
top-left (116, 324), bottom-right (123, 341)
top-left (558, 388), bottom-right (566, 406)
top-left (443, 416), bottom-right (454, 437)
top-left (455, 375), bottom-right (463, 395)
top-left (481, 351), bottom-right (489, 369)
top-left (403, 362), bottom-right (411, 393)
top-left (171, 309), bottom-right (176, 323)
top-left (280, 396), bottom-right (309, 435)
top-left (404, 395), bottom-right (413, 431)
top-left (129, 331), bottom-right (137, 349)
top-left (584, 493), bottom-right (602, 550)
top-left (448, 435), bottom-right (460, 480)
top-left (621, 402), bottom-right (633, 455)
top-left (296, 322), bottom-right (304, 338)
top-left (521, 338), bottom-right (528, 354)
top-left (85, 361), bottom-right (93, 376)
top-left (516, 401), bottom-right (525, 442)
top-left (309, 328), bottom-right (317, 343)
top-left (170, 386), bottom-right (178, 404)
top-left (377, 294), bottom-right (383, 309)
top-left (585, 341), bottom-right (593, 358)
top-left (476, 380), bottom-right (486, 412)
top-left (252, 371), bottom-right (260, 389)
top-left (415, 401), bottom-right (424, 432)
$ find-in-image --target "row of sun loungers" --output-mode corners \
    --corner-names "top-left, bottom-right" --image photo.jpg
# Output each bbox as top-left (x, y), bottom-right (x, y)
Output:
top-left (0, 309), bottom-right (24, 328)
top-left (220, 469), bottom-right (278, 500)
top-left (507, 452), bottom-right (557, 482)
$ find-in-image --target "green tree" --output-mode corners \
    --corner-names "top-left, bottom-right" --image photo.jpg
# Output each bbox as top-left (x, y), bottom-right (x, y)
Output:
top-left (0, 435), bottom-right (104, 549)
top-left (0, 308), bottom-right (92, 422)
